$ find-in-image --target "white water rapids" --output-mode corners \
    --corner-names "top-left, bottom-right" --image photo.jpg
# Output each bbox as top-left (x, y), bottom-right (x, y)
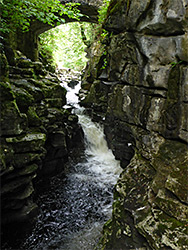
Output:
top-left (57, 80), bottom-right (122, 249)
top-left (14, 78), bottom-right (122, 250)
top-left (78, 113), bottom-right (121, 186)
top-left (64, 79), bottom-right (121, 187)
top-left (58, 110), bottom-right (121, 249)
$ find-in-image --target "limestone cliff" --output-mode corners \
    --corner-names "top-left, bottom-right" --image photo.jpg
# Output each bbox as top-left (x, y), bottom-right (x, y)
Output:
top-left (81, 0), bottom-right (188, 249)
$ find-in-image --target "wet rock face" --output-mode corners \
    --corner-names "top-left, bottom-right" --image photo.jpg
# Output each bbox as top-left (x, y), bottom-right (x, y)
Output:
top-left (0, 44), bottom-right (83, 225)
top-left (81, 0), bottom-right (188, 249)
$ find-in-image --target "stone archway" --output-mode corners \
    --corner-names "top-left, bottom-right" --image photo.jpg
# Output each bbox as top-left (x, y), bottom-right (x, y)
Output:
top-left (17, 0), bottom-right (102, 60)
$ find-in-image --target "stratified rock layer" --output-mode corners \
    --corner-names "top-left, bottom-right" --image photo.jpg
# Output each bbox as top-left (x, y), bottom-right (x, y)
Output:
top-left (81, 0), bottom-right (188, 249)
top-left (0, 45), bottom-right (83, 225)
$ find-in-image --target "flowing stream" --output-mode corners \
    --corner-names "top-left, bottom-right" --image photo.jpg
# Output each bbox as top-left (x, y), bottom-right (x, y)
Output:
top-left (14, 79), bottom-right (122, 249)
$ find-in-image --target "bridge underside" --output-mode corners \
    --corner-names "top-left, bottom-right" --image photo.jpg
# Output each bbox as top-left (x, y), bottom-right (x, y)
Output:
top-left (17, 1), bottom-right (100, 60)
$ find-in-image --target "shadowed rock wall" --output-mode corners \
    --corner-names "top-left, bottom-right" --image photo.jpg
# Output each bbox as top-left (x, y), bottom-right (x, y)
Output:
top-left (0, 42), bottom-right (83, 226)
top-left (81, 0), bottom-right (188, 249)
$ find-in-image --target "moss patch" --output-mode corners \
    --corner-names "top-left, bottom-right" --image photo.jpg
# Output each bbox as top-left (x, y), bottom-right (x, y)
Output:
top-left (27, 106), bottom-right (41, 127)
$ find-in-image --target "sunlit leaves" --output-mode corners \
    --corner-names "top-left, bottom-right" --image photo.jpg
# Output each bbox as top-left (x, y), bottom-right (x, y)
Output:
top-left (39, 23), bottom-right (94, 71)
top-left (98, 0), bottom-right (111, 24)
top-left (0, 0), bottom-right (81, 33)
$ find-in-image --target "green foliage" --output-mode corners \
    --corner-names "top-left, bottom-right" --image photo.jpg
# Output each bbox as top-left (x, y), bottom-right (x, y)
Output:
top-left (39, 22), bottom-right (94, 71)
top-left (96, 1), bottom-right (111, 71)
top-left (170, 60), bottom-right (183, 68)
top-left (101, 58), bottom-right (108, 69)
top-left (38, 30), bottom-right (57, 71)
top-left (95, 0), bottom-right (111, 46)
top-left (98, 0), bottom-right (111, 24)
top-left (100, 29), bottom-right (108, 39)
top-left (0, 0), bottom-right (81, 33)
top-left (101, 51), bottom-right (108, 69)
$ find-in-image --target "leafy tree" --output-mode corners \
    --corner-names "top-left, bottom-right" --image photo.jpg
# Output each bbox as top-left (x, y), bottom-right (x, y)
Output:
top-left (38, 0), bottom-right (111, 71)
top-left (0, 0), bottom-right (81, 33)
top-left (39, 22), bottom-right (94, 71)
top-left (0, 0), bottom-right (111, 71)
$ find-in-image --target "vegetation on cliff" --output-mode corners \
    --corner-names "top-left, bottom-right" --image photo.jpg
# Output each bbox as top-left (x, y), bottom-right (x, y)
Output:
top-left (37, 0), bottom-right (111, 71)
top-left (0, 0), bottom-right (110, 71)
top-left (0, 0), bottom-right (81, 33)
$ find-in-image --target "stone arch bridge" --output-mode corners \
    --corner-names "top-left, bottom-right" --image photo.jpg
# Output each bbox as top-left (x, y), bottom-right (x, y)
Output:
top-left (18, 0), bottom-right (102, 60)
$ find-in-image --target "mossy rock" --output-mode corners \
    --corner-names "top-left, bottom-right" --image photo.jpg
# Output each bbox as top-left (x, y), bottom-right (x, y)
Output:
top-left (5, 133), bottom-right (46, 153)
top-left (0, 82), bottom-right (15, 102)
top-left (0, 145), bottom-right (14, 173)
top-left (4, 164), bottom-right (38, 180)
top-left (0, 51), bottom-right (9, 82)
top-left (1, 202), bottom-right (38, 225)
top-left (8, 182), bottom-right (34, 200)
top-left (152, 140), bottom-right (188, 203)
top-left (17, 58), bottom-right (33, 68)
top-left (81, 80), bottom-right (92, 90)
top-left (137, 208), bottom-right (188, 249)
top-left (160, 66), bottom-right (181, 138)
top-left (154, 189), bottom-right (188, 222)
top-left (44, 98), bottom-right (64, 108)
top-left (13, 152), bottom-right (43, 169)
top-left (27, 106), bottom-right (41, 127)
top-left (108, 0), bottom-right (127, 15)
top-left (11, 85), bottom-right (34, 112)
top-left (107, 84), bottom-right (125, 119)
top-left (10, 79), bottom-right (44, 102)
top-left (82, 80), bottom-right (104, 106)
top-left (0, 101), bottom-right (28, 136)
top-left (42, 84), bottom-right (67, 103)
top-left (28, 79), bottom-right (46, 88)
top-left (1, 174), bottom-right (36, 195)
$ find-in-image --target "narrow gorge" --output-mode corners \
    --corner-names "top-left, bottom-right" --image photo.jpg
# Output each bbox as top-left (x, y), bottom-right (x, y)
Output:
top-left (1, 0), bottom-right (188, 250)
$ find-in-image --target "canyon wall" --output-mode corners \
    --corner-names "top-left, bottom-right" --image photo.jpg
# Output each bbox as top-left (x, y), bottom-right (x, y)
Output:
top-left (0, 41), bottom-right (83, 226)
top-left (81, 0), bottom-right (188, 249)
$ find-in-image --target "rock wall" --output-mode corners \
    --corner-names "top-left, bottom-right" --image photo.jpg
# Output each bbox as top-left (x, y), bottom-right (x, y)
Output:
top-left (0, 40), bottom-right (83, 226)
top-left (81, 0), bottom-right (188, 249)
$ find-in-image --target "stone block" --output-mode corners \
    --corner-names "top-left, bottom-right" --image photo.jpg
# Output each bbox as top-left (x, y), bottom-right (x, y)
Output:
top-left (0, 101), bottom-right (28, 136)
top-left (6, 133), bottom-right (46, 153)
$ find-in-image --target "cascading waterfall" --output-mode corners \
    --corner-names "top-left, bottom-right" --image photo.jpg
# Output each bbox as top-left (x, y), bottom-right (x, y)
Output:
top-left (78, 113), bottom-right (121, 186)
top-left (17, 77), bottom-right (122, 250)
